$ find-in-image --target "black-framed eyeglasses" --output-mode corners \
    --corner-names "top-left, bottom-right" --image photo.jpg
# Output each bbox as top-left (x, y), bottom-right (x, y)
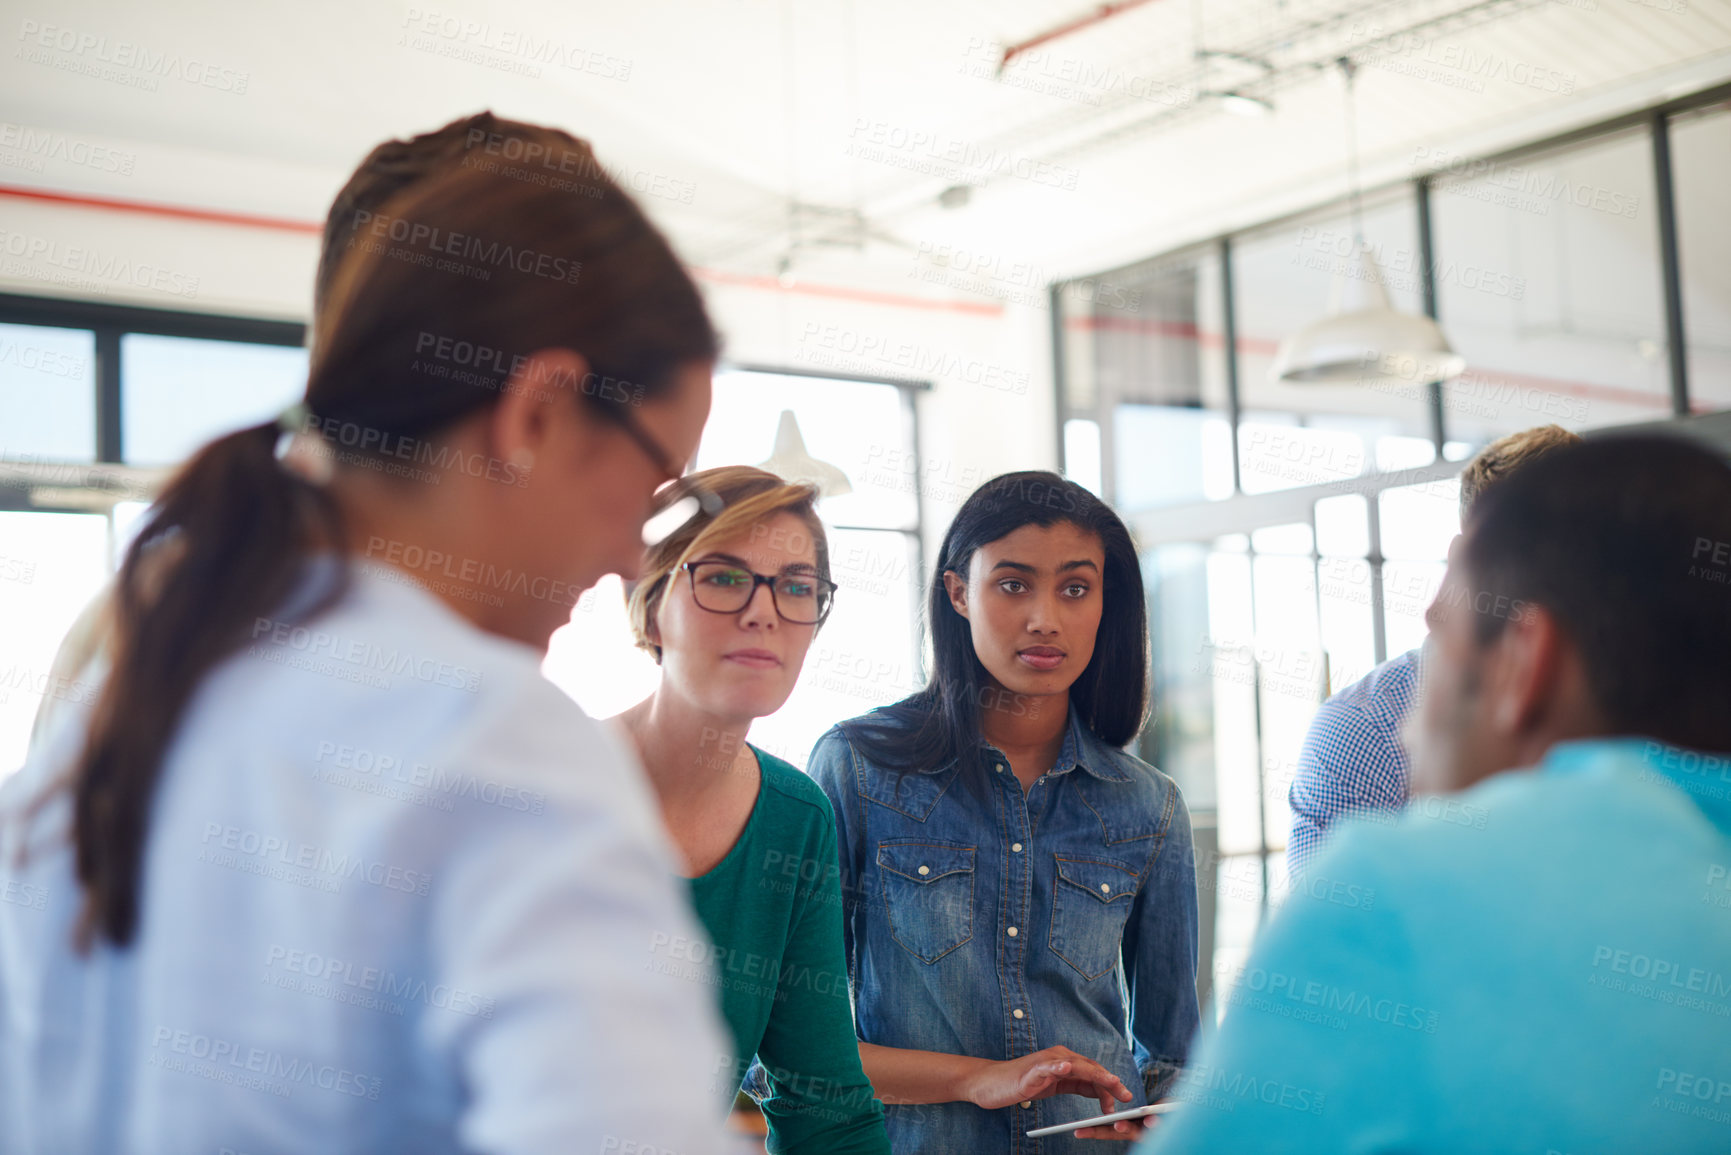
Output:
top-left (590, 397), bottom-right (726, 546)
top-left (592, 395), bottom-right (685, 483)
top-left (679, 561), bottom-right (837, 625)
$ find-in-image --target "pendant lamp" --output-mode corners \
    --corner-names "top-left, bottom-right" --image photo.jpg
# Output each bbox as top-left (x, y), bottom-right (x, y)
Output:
top-left (1271, 59), bottom-right (1465, 389)
top-left (758, 410), bottom-right (852, 498)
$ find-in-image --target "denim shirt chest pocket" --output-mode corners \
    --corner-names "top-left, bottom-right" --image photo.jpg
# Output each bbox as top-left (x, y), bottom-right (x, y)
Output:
top-left (877, 840), bottom-right (975, 964)
top-left (1048, 854), bottom-right (1144, 980)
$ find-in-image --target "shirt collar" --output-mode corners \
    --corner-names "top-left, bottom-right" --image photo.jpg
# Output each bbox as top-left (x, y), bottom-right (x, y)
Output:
top-left (1542, 736), bottom-right (1731, 830)
top-left (927, 699), bottom-right (1133, 782)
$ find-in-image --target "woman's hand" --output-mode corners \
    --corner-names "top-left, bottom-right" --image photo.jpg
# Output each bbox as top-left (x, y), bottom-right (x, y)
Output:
top-left (959, 1045), bottom-right (1132, 1115)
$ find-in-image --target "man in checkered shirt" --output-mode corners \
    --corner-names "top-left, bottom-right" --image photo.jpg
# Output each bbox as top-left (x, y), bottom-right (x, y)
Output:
top-left (1286, 425), bottom-right (1581, 874)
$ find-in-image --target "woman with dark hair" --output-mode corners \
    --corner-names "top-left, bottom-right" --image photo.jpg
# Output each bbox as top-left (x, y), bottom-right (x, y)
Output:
top-left (0, 116), bottom-right (736, 1155)
top-left (617, 466), bottom-right (890, 1155)
top-left (808, 471), bottom-right (1200, 1152)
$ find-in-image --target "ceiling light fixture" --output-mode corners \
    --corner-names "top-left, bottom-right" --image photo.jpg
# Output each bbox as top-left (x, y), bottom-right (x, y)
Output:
top-left (1271, 58), bottom-right (1464, 389)
top-left (1218, 91), bottom-right (1273, 117)
top-left (758, 410), bottom-right (852, 498)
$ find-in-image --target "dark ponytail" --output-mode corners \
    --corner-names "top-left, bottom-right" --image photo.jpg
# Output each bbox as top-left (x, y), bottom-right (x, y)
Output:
top-left (62, 114), bottom-right (718, 948)
top-left (70, 423), bottom-right (346, 948)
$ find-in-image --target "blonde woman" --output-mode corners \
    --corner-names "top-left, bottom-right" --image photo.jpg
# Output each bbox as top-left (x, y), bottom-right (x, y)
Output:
top-left (619, 466), bottom-right (891, 1155)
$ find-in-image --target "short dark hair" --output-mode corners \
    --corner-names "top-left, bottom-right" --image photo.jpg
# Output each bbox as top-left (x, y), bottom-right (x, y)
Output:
top-left (1459, 434), bottom-right (1731, 751)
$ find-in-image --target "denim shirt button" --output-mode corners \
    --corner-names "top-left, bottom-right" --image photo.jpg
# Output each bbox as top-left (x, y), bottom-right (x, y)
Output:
top-left (1013, 1008), bottom-right (1024, 1019)
top-left (918, 865), bottom-right (930, 875)
top-left (994, 762), bottom-right (1005, 773)
top-left (1011, 842), bottom-right (1023, 852)
top-left (1007, 926), bottom-right (1019, 937)
top-left (1021, 1100), bottom-right (1032, 1109)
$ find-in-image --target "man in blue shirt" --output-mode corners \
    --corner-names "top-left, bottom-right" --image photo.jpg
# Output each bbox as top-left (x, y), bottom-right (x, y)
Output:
top-left (1147, 434), bottom-right (1731, 1153)
top-left (1287, 425), bottom-right (1581, 874)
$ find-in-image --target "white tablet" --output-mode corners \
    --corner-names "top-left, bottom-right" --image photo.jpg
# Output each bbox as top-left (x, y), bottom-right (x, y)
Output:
top-left (1024, 1101), bottom-right (1177, 1138)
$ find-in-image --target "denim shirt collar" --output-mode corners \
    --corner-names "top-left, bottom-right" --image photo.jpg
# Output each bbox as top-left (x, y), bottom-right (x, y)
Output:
top-left (925, 699), bottom-right (1133, 783)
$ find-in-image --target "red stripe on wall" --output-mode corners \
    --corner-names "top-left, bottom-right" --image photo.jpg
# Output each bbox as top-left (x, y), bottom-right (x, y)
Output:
top-left (0, 183), bottom-right (1007, 317)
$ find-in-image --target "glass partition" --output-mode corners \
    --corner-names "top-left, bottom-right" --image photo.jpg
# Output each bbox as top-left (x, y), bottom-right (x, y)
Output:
top-left (1431, 129), bottom-right (1668, 437)
top-left (0, 322), bottom-right (97, 461)
top-left (121, 334), bottom-right (309, 465)
top-left (1671, 101), bottom-right (1731, 409)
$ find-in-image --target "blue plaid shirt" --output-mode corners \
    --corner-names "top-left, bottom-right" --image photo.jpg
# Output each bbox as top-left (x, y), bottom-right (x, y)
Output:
top-left (1286, 647), bottom-right (1423, 875)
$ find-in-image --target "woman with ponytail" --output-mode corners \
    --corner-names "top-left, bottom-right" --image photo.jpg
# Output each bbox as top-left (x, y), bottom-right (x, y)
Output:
top-left (0, 115), bottom-right (736, 1155)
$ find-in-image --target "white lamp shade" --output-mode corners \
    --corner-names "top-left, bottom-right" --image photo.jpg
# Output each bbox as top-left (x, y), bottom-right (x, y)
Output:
top-left (1271, 245), bottom-right (1466, 388)
top-left (758, 409), bottom-right (852, 497)
top-left (1271, 307), bottom-right (1465, 387)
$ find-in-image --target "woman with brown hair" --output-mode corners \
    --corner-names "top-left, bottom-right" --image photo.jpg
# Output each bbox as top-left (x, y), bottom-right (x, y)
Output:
top-left (0, 116), bottom-right (736, 1155)
top-left (618, 466), bottom-right (891, 1155)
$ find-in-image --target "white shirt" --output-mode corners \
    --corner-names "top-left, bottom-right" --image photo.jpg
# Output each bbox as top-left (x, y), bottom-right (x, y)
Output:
top-left (0, 559), bottom-right (735, 1154)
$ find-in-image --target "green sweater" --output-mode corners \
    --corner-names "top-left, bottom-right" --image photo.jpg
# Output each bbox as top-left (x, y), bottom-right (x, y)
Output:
top-left (688, 747), bottom-right (890, 1155)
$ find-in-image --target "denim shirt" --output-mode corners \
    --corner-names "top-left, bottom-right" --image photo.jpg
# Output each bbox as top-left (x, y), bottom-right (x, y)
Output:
top-left (808, 703), bottom-right (1200, 1155)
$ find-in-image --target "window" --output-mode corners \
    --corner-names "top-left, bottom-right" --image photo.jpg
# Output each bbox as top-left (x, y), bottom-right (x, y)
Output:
top-left (121, 334), bottom-right (308, 465)
top-left (1234, 194), bottom-right (1429, 416)
top-left (0, 512), bottom-right (110, 771)
top-left (1059, 247), bottom-right (1233, 507)
top-left (1377, 476), bottom-right (1460, 656)
top-left (1671, 101), bottom-right (1731, 409)
top-left (0, 322), bottom-right (96, 462)
top-left (1430, 130), bottom-right (1669, 436)
top-left (1312, 494), bottom-right (1378, 691)
top-left (0, 298), bottom-right (932, 783)
top-left (1232, 192), bottom-right (1439, 492)
top-left (1136, 465), bottom-right (1459, 1004)
top-left (0, 300), bottom-right (307, 778)
top-left (1060, 97), bottom-right (1728, 998)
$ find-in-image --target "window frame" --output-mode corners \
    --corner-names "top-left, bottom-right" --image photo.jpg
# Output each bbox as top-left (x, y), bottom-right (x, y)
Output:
top-left (708, 361), bottom-right (933, 695)
top-left (0, 300), bottom-right (936, 691)
top-left (1055, 80), bottom-right (1731, 487)
top-left (0, 291), bottom-right (306, 472)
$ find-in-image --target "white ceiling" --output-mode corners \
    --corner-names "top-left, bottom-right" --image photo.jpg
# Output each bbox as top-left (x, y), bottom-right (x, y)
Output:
top-left (5, 0), bottom-right (1731, 291)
